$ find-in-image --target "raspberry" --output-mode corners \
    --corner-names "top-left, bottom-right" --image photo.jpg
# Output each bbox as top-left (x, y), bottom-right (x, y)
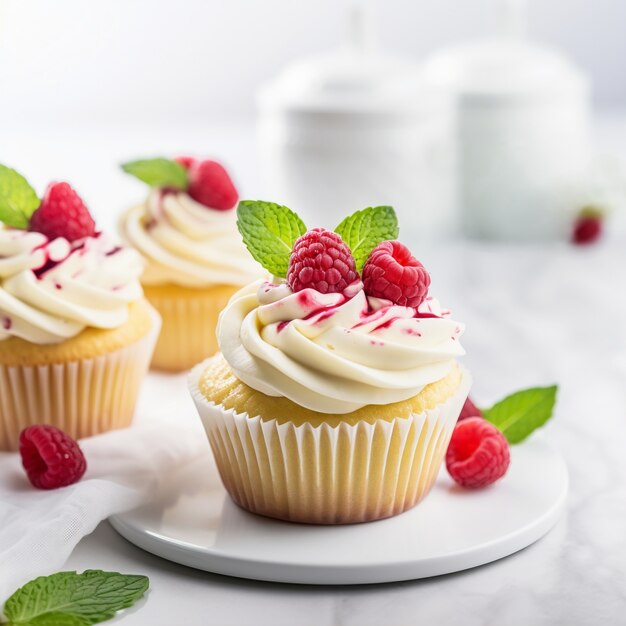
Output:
top-left (458, 396), bottom-right (483, 420)
top-left (19, 425), bottom-right (87, 490)
top-left (186, 159), bottom-right (238, 210)
top-left (446, 418), bottom-right (510, 489)
top-left (29, 182), bottom-right (96, 242)
top-left (572, 214), bottom-right (602, 245)
top-left (175, 155), bottom-right (195, 169)
top-left (362, 241), bottom-right (430, 308)
top-left (287, 228), bottom-right (358, 294)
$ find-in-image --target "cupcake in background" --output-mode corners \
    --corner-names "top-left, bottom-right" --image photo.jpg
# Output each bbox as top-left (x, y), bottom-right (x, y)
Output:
top-left (189, 202), bottom-right (470, 524)
top-left (119, 156), bottom-right (262, 372)
top-left (0, 164), bottom-right (160, 451)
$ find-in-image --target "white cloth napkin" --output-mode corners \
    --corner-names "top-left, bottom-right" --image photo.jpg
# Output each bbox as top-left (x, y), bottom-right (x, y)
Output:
top-left (0, 373), bottom-right (206, 601)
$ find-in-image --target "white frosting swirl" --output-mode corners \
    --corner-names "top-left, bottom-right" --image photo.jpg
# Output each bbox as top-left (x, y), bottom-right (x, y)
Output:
top-left (118, 190), bottom-right (262, 287)
top-left (0, 228), bottom-right (144, 344)
top-left (218, 279), bottom-right (465, 414)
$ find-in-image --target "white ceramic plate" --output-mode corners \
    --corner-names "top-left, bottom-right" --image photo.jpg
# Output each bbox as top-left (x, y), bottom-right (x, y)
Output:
top-left (110, 436), bottom-right (567, 585)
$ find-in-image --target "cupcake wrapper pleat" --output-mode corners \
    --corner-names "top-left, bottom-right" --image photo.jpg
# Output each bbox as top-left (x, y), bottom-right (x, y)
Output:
top-left (0, 309), bottom-right (160, 452)
top-left (145, 287), bottom-right (238, 372)
top-left (190, 366), bottom-right (471, 524)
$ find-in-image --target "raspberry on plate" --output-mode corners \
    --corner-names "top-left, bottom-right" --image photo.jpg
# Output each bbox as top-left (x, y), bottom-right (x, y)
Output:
top-left (287, 228), bottom-right (358, 294)
top-left (29, 182), bottom-right (96, 242)
top-left (458, 396), bottom-right (483, 420)
top-left (19, 425), bottom-right (87, 490)
top-left (446, 417), bottom-right (510, 488)
top-left (187, 159), bottom-right (238, 210)
top-left (362, 240), bottom-right (430, 309)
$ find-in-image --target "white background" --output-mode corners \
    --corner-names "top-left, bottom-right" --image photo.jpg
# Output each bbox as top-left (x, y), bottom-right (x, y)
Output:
top-left (1, 0), bottom-right (625, 126)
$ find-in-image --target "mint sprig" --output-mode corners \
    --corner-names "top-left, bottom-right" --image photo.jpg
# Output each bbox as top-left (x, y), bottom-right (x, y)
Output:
top-left (483, 385), bottom-right (558, 444)
top-left (0, 164), bottom-right (41, 229)
top-left (121, 158), bottom-right (188, 190)
top-left (3, 570), bottom-right (149, 626)
top-left (237, 200), bottom-right (307, 277)
top-left (335, 206), bottom-right (398, 271)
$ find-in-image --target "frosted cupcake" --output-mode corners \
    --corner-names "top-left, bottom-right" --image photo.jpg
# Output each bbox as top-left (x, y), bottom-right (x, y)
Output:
top-left (119, 156), bottom-right (261, 371)
top-left (189, 202), bottom-right (470, 524)
top-left (0, 165), bottom-right (159, 451)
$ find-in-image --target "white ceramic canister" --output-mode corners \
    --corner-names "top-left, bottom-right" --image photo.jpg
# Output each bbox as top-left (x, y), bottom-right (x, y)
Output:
top-left (256, 8), bottom-right (457, 243)
top-left (423, 1), bottom-right (591, 241)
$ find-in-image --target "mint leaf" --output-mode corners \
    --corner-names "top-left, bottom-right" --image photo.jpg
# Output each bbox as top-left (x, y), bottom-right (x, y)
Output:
top-left (4, 570), bottom-right (149, 625)
top-left (0, 164), bottom-right (40, 229)
top-left (483, 385), bottom-right (558, 444)
top-left (237, 200), bottom-right (307, 277)
top-left (335, 206), bottom-right (398, 270)
top-left (121, 158), bottom-right (188, 190)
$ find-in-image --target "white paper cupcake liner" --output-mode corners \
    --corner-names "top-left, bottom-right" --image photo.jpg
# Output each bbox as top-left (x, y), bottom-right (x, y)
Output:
top-left (0, 307), bottom-right (161, 452)
top-left (189, 363), bottom-right (471, 524)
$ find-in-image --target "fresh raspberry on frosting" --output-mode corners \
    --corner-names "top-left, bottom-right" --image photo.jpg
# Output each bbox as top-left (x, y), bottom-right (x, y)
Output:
top-left (571, 211), bottom-right (603, 245)
top-left (362, 240), bottom-right (430, 309)
top-left (287, 228), bottom-right (358, 294)
top-left (185, 158), bottom-right (238, 211)
top-left (29, 182), bottom-right (96, 242)
top-left (20, 425), bottom-right (87, 489)
top-left (446, 418), bottom-right (510, 488)
top-left (458, 396), bottom-right (483, 420)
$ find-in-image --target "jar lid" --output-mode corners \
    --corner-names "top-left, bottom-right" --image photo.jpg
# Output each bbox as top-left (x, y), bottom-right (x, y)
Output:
top-left (422, 39), bottom-right (588, 99)
top-left (257, 2), bottom-right (446, 115)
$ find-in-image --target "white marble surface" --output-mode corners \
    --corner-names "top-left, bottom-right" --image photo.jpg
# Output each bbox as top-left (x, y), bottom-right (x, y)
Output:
top-left (2, 118), bottom-right (626, 624)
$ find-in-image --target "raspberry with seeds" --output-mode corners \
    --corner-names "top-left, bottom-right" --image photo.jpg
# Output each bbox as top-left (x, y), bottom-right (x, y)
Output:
top-left (362, 240), bottom-right (430, 308)
top-left (20, 425), bottom-right (87, 489)
top-left (186, 159), bottom-right (238, 210)
top-left (29, 182), bottom-right (96, 242)
top-left (287, 228), bottom-right (358, 294)
top-left (458, 396), bottom-right (483, 420)
top-left (446, 418), bottom-right (510, 489)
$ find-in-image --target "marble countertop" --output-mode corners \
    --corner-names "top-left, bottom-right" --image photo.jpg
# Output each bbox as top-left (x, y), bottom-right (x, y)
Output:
top-left (2, 117), bottom-right (626, 625)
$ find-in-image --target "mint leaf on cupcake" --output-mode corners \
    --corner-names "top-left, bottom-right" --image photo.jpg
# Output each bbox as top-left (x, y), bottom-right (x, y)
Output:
top-left (0, 164), bottom-right (41, 229)
top-left (121, 158), bottom-right (188, 190)
top-left (3, 570), bottom-right (149, 625)
top-left (335, 206), bottom-right (398, 271)
top-left (483, 385), bottom-right (558, 444)
top-left (237, 200), bottom-right (307, 277)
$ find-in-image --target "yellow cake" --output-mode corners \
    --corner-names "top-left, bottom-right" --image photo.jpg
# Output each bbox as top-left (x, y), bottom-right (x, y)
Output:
top-left (119, 158), bottom-right (262, 372)
top-left (188, 202), bottom-right (469, 525)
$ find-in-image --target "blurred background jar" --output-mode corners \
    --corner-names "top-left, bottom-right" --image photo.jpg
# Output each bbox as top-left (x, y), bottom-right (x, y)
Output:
top-left (423, 0), bottom-right (591, 241)
top-left (257, 1), bottom-right (457, 243)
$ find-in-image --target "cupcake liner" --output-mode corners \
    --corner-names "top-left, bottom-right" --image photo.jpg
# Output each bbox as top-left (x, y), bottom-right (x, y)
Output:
top-left (144, 285), bottom-right (238, 372)
top-left (189, 363), bottom-right (471, 524)
top-left (0, 307), bottom-right (160, 452)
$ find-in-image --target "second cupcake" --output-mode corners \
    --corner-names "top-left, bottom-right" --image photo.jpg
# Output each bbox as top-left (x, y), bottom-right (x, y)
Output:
top-left (119, 156), bottom-right (262, 371)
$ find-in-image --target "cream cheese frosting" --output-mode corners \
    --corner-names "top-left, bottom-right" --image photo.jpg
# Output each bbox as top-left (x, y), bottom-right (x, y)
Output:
top-left (218, 279), bottom-right (465, 413)
top-left (0, 228), bottom-right (143, 344)
top-left (118, 190), bottom-right (262, 288)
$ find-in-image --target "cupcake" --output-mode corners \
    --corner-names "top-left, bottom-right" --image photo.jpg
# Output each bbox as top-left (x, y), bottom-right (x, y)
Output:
top-left (0, 165), bottom-right (159, 451)
top-left (189, 202), bottom-right (470, 524)
top-left (118, 156), bottom-right (262, 371)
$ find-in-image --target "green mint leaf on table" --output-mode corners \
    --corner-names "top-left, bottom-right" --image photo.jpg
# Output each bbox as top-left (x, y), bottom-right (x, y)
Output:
top-left (483, 385), bottom-right (558, 444)
top-left (335, 206), bottom-right (399, 271)
top-left (0, 164), bottom-right (40, 229)
top-left (121, 158), bottom-right (188, 190)
top-left (3, 570), bottom-right (149, 626)
top-left (237, 200), bottom-right (307, 278)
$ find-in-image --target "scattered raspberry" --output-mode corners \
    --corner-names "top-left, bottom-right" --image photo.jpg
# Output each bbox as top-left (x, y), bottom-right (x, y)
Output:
top-left (19, 425), bottom-right (87, 490)
top-left (362, 241), bottom-right (430, 308)
top-left (287, 228), bottom-right (358, 294)
top-left (571, 209), bottom-right (603, 245)
top-left (186, 159), bottom-right (238, 210)
top-left (458, 396), bottom-right (483, 420)
top-left (446, 418), bottom-right (510, 488)
top-left (29, 182), bottom-right (96, 242)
